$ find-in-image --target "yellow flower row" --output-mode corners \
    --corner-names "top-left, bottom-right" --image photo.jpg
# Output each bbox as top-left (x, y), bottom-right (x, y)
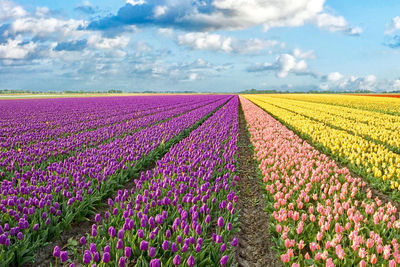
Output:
top-left (267, 93), bottom-right (400, 115)
top-left (244, 95), bottom-right (400, 192)
top-left (270, 96), bottom-right (400, 131)
top-left (252, 96), bottom-right (400, 151)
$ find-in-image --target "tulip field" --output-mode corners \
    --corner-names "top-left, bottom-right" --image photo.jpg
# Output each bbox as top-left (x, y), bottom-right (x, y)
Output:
top-left (1, 94), bottom-right (400, 266)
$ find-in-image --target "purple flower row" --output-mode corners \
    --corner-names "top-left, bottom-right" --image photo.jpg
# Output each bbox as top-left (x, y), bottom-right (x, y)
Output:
top-left (0, 95), bottom-right (230, 265)
top-left (0, 96), bottom-right (221, 175)
top-left (0, 96), bottom-right (204, 148)
top-left (66, 96), bottom-right (239, 266)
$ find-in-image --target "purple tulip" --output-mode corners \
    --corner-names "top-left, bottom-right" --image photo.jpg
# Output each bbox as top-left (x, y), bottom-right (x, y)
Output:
top-left (33, 224), bottom-right (39, 231)
top-left (53, 246), bottom-right (60, 257)
top-left (124, 246), bottom-right (132, 258)
top-left (138, 229), bottom-right (144, 238)
top-left (104, 245), bottom-right (111, 253)
top-left (83, 250), bottom-right (92, 264)
top-left (166, 229), bottom-right (171, 238)
top-left (60, 251), bottom-right (68, 263)
top-left (117, 239), bottom-right (123, 249)
top-left (195, 224), bottom-right (202, 235)
top-left (150, 258), bottom-right (161, 267)
top-left (149, 246), bottom-right (156, 258)
top-left (108, 226), bottom-right (116, 237)
top-left (231, 237), bottom-right (238, 247)
top-left (90, 243), bottom-right (97, 253)
top-left (220, 243), bottom-right (226, 253)
top-left (118, 256), bottom-right (126, 267)
top-left (173, 254), bottom-right (181, 265)
top-left (118, 229), bottom-right (125, 239)
top-left (80, 236), bottom-right (87, 245)
top-left (139, 240), bottom-right (148, 251)
top-left (217, 216), bottom-right (224, 227)
top-left (17, 232), bottom-right (23, 240)
top-left (187, 256), bottom-right (195, 266)
top-left (93, 252), bottom-right (99, 262)
top-left (94, 213), bottom-right (101, 222)
top-left (196, 243), bottom-right (201, 253)
top-left (149, 231), bottom-right (155, 240)
top-left (162, 240), bottom-right (169, 251)
top-left (102, 252), bottom-right (110, 263)
top-left (220, 255), bottom-right (228, 266)
top-left (171, 242), bottom-right (178, 253)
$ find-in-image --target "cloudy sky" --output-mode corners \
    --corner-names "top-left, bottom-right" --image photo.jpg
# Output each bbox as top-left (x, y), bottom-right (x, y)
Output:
top-left (1, 0), bottom-right (400, 92)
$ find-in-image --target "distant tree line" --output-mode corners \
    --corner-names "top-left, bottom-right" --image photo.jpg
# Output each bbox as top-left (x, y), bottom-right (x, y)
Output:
top-left (0, 89), bottom-right (32, 94)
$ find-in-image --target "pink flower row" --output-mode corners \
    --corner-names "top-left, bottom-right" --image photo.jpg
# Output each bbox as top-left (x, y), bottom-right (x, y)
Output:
top-left (240, 96), bottom-right (400, 266)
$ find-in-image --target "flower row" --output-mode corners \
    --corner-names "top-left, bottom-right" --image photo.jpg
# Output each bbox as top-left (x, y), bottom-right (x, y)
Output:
top-left (59, 96), bottom-right (239, 266)
top-left (0, 96), bottom-right (230, 266)
top-left (241, 96), bottom-right (400, 266)
top-left (265, 94), bottom-right (400, 115)
top-left (0, 96), bottom-right (222, 175)
top-left (245, 95), bottom-right (400, 198)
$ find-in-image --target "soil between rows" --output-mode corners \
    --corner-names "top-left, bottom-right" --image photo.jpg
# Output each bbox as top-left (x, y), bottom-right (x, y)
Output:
top-left (235, 102), bottom-right (281, 267)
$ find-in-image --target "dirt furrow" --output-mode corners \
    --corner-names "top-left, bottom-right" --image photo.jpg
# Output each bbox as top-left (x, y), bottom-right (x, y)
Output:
top-left (235, 102), bottom-right (281, 267)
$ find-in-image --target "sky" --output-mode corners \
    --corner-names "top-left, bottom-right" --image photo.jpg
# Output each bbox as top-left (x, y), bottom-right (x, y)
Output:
top-left (0, 0), bottom-right (400, 92)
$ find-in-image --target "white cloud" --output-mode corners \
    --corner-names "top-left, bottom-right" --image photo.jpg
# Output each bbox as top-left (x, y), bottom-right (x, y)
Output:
top-left (276, 54), bottom-right (307, 78)
top-left (177, 32), bottom-right (234, 52)
top-left (188, 73), bottom-right (198, 81)
top-left (35, 7), bottom-right (49, 17)
top-left (154, 6), bottom-right (168, 17)
top-left (320, 72), bottom-right (378, 91)
top-left (87, 34), bottom-right (130, 50)
top-left (326, 71), bottom-right (343, 82)
top-left (0, 0), bottom-right (27, 22)
top-left (8, 17), bottom-right (87, 40)
top-left (314, 13), bottom-right (361, 35)
top-left (247, 48), bottom-right (316, 78)
top-left (183, 0), bottom-right (361, 35)
top-left (293, 48), bottom-right (315, 59)
top-left (126, 0), bottom-right (146, 6)
top-left (385, 16), bottom-right (400, 34)
top-left (177, 32), bottom-right (279, 53)
top-left (393, 79), bottom-right (400, 90)
top-left (0, 37), bottom-right (37, 59)
top-left (157, 28), bottom-right (174, 38)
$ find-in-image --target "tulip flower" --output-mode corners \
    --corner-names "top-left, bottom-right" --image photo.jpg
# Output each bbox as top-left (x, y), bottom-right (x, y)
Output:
top-left (220, 255), bottom-right (228, 266)
top-left (118, 256), bottom-right (125, 267)
top-left (187, 256), bottom-right (195, 267)
top-left (140, 240), bottom-right (148, 251)
top-left (83, 250), bottom-right (91, 264)
top-left (102, 252), bottom-right (110, 263)
top-left (150, 258), bottom-right (161, 267)
top-left (53, 246), bottom-right (60, 257)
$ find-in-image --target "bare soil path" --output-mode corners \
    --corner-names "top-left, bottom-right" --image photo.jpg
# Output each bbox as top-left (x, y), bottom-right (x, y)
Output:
top-left (235, 102), bottom-right (282, 267)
